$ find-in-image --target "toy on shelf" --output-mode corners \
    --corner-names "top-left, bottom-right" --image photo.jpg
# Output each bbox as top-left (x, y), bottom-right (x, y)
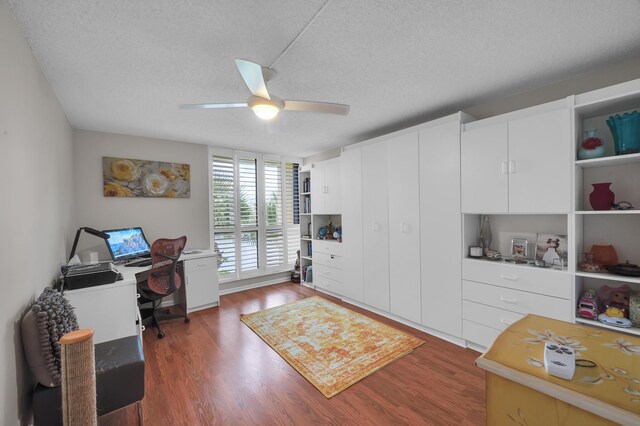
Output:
top-left (597, 284), bottom-right (631, 318)
top-left (576, 290), bottom-right (598, 320)
top-left (598, 306), bottom-right (632, 328)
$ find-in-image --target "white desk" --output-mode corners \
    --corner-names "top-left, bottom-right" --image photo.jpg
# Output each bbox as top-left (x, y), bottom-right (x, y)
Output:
top-left (64, 250), bottom-right (218, 344)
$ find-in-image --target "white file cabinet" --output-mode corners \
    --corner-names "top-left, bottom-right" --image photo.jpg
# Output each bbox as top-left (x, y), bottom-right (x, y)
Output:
top-left (183, 253), bottom-right (219, 313)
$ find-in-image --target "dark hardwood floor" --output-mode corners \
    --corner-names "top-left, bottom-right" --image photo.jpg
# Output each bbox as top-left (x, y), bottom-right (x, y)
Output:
top-left (100, 282), bottom-right (486, 425)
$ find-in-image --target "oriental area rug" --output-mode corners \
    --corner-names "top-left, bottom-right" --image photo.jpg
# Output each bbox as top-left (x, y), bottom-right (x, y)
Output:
top-left (240, 296), bottom-right (424, 398)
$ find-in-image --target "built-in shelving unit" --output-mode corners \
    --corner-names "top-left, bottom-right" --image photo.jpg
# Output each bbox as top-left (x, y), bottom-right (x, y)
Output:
top-left (572, 81), bottom-right (640, 336)
top-left (298, 167), bottom-right (313, 286)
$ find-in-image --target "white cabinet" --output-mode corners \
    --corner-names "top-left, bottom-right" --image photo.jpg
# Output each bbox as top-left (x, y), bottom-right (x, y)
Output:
top-left (65, 280), bottom-right (138, 344)
top-left (362, 141), bottom-right (390, 311)
top-left (508, 109), bottom-right (571, 213)
top-left (461, 259), bottom-right (572, 348)
top-left (312, 240), bottom-right (343, 294)
top-left (387, 132), bottom-right (421, 324)
top-left (184, 254), bottom-right (219, 313)
top-left (461, 105), bottom-right (570, 213)
top-left (419, 119), bottom-right (464, 337)
top-left (339, 147), bottom-right (364, 302)
top-left (461, 122), bottom-right (508, 213)
top-left (311, 159), bottom-right (341, 214)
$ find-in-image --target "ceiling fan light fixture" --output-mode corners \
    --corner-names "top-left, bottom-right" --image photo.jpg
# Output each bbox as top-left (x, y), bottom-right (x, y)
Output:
top-left (249, 97), bottom-right (283, 120)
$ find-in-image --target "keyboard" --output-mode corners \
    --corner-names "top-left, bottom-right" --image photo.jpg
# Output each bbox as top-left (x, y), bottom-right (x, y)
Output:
top-left (124, 259), bottom-right (152, 267)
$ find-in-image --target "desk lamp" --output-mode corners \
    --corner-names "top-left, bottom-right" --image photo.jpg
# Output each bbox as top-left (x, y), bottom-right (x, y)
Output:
top-left (68, 227), bottom-right (110, 261)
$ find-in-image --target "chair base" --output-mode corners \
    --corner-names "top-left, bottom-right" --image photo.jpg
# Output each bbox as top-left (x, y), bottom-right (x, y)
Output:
top-left (140, 305), bottom-right (190, 339)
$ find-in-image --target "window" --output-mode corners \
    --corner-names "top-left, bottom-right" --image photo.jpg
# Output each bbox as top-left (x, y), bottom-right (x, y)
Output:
top-left (211, 150), bottom-right (300, 281)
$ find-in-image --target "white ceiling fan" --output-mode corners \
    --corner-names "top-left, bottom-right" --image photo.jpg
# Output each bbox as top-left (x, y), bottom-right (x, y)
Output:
top-left (180, 59), bottom-right (350, 120)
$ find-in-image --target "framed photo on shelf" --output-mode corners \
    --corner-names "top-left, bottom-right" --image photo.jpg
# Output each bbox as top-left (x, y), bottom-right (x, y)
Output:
top-left (535, 234), bottom-right (568, 264)
top-left (510, 238), bottom-right (529, 258)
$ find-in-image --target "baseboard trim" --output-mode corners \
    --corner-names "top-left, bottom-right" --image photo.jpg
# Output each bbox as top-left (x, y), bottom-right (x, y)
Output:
top-left (314, 287), bottom-right (467, 348)
top-left (219, 277), bottom-right (290, 296)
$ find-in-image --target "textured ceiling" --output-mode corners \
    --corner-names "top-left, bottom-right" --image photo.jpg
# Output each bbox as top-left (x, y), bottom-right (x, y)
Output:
top-left (7, 0), bottom-right (640, 157)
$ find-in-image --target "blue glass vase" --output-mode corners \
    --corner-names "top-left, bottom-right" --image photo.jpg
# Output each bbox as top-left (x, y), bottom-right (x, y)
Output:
top-left (606, 111), bottom-right (640, 155)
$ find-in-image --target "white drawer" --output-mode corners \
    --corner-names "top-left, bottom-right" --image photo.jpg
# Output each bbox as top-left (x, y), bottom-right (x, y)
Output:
top-left (313, 263), bottom-right (343, 283)
top-left (313, 251), bottom-right (343, 269)
top-left (463, 320), bottom-right (501, 349)
top-left (462, 280), bottom-right (571, 321)
top-left (462, 259), bottom-right (571, 299)
top-left (185, 256), bottom-right (217, 272)
top-left (315, 274), bottom-right (342, 293)
top-left (463, 300), bottom-right (525, 331)
top-left (313, 240), bottom-right (343, 256)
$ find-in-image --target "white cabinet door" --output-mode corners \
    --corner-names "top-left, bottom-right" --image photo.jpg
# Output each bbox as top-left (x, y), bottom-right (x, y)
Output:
top-left (340, 147), bottom-right (364, 302)
top-left (185, 256), bottom-right (219, 313)
top-left (310, 163), bottom-right (325, 213)
top-left (362, 141), bottom-right (390, 311)
top-left (461, 122), bottom-right (508, 213)
top-left (311, 160), bottom-right (341, 214)
top-left (387, 132), bottom-right (421, 324)
top-left (419, 121), bottom-right (462, 338)
top-left (323, 160), bottom-right (342, 214)
top-left (508, 108), bottom-right (570, 213)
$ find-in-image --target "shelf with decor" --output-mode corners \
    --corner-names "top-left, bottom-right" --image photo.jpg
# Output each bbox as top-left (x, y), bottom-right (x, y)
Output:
top-left (298, 167), bottom-right (313, 286)
top-left (572, 80), bottom-right (640, 336)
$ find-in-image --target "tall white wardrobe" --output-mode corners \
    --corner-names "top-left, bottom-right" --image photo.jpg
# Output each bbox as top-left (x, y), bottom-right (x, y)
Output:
top-left (340, 112), bottom-right (471, 341)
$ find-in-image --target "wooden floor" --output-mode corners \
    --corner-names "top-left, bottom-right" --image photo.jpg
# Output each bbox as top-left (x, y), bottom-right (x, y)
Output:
top-left (100, 282), bottom-right (486, 425)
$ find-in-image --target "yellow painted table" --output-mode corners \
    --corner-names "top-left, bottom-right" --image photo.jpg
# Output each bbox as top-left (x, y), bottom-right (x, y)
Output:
top-left (476, 314), bottom-right (640, 425)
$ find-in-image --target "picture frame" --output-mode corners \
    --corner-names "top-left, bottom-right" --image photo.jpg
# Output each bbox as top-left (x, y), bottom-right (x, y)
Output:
top-left (535, 233), bottom-right (568, 264)
top-left (510, 238), bottom-right (529, 258)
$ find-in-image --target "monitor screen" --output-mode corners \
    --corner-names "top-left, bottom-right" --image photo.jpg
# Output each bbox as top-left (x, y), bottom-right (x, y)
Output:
top-left (103, 227), bottom-right (151, 261)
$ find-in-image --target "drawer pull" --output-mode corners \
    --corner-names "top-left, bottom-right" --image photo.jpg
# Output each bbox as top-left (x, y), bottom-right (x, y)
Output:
top-left (196, 263), bottom-right (207, 267)
top-left (500, 318), bottom-right (515, 325)
top-left (330, 254), bottom-right (335, 259)
top-left (500, 274), bottom-right (518, 281)
top-left (373, 222), bottom-right (381, 232)
top-left (500, 296), bottom-right (518, 304)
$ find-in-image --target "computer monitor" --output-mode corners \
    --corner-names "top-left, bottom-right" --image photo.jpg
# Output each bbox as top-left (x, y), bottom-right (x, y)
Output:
top-left (103, 227), bottom-right (151, 262)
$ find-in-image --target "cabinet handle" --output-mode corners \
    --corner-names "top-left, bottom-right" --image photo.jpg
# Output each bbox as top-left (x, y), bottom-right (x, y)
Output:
top-left (141, 325), bottom-right (145, 331)
top-left (500, 318), bottom-right (515, 325)
top-left (196, 263), bottom-right (207, 267)
top-left (500, 296), bottom-right (518, 304)
top-left (509, 160), bottom-right (516, 174)
top-left (323, 185), bottom-right (328, 193)
top-left (501, 161), bottom-right (508, 175)
top-left (500, 274), bottom-right (518, 281)
top-left (401, 222), bottom-right (411, 233)
top-left (330, 254), bottom-right (335, 259)
top-left (373, 222), bottom-right (381, 232)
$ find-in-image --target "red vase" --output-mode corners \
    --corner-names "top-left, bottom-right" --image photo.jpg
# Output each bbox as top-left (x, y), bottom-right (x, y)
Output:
top-left (589, 182), bottom-right (614, 211)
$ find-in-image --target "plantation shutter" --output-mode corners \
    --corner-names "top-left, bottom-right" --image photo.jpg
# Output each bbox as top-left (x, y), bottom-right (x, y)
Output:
top-left (239, 157), bottom-right (259, 271)
top-left (286, 162), bottom-right (300, 264)
top-left (264, 160), bottom-right (284, 267)
top-left (212, 155), bottom-right (236, 276)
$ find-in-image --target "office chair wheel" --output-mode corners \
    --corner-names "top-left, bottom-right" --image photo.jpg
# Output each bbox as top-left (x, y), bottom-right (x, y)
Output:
top-left (184, 316), bottom-right (191, 323)
top-left (157, 331), bottom-right (165, 339)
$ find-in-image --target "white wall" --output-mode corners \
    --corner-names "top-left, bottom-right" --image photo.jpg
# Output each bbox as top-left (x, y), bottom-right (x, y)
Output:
top-left (0, 2), bottom-right (75, 424)
top-left (72, 129), bottom-right (210, 258)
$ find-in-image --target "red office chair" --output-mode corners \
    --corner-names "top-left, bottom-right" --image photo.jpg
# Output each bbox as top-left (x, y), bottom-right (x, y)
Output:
top-left (136, 236), bottom-right (190, 338)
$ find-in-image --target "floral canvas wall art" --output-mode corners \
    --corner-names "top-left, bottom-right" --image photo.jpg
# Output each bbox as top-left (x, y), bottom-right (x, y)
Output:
top-left (103, 157), bottom-right (190, 198)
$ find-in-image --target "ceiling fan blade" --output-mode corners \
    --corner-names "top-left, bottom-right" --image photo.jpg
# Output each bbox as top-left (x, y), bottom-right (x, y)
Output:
top-left (179, 102), bottom-right (248, 110)
top-left (284, 100), bottom-right (350, 115)
top-left (235, 59), bottom-right (271, 100)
